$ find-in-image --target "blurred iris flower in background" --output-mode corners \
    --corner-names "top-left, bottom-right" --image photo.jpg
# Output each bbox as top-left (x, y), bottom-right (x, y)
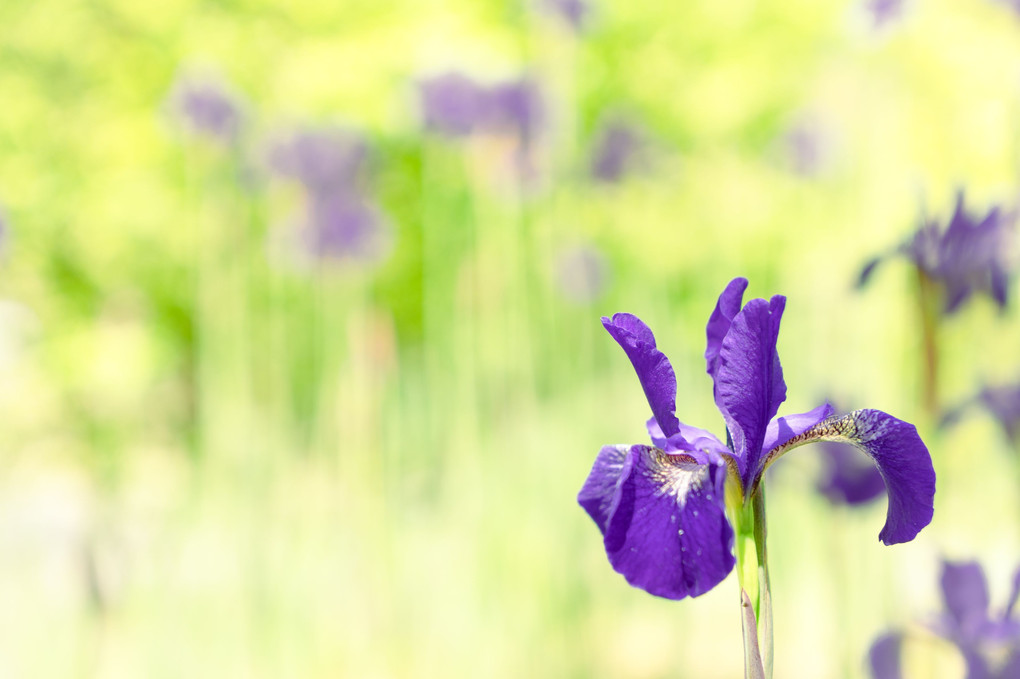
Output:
top-left (870, 560), bottom-right (1020, 679)
top-left (589, 119), bottom-right (643, 183)
top-left (167, 71), bottom-right (244, 144)
top-left (858, 191), bottom-right (1016, 315)
top-left (943, 383), bottom-right (1020, 448)
top-left (577, 277), bottom-right (935, 600)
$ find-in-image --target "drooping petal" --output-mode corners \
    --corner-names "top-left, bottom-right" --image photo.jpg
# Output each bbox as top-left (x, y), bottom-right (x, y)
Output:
top-left (603, 314), bottom-right (680, 437)
top-left (713, 295), bottom-right (788, 486)
top-left (759, 409), bottom-right (935, 545)
top-left (941, 561), bottom-right (991, 635)
top-left (868, 632), bottom-right (903, 679)
top-left (705, 277), bottom-right (748, 379)
top-left (589, 444), bottom-right (733, 599)
top-left (578, 445), bottom-right (629, 534)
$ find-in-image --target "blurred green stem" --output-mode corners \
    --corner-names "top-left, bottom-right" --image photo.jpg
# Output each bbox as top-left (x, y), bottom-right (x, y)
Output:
top-left (734, 487), bottom-right (773, 679)
top-left (916, 269), bottom-right (940, 418)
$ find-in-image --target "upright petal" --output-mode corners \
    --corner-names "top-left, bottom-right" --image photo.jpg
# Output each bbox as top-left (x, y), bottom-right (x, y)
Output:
top-left (603, 314), bottom-right (680, 437)
top-left (705, 277), bottom-right (748, 379)
top-left (759, 409), bottom-right (935, 545)
top-left (941, 561), bottom-right (991, 635)
top-left (585, 444), bottom-right (734, 599)
top-left (762, 403), bottom-right (834, 453)
top-left (713, 296), bottom-right (788, 485)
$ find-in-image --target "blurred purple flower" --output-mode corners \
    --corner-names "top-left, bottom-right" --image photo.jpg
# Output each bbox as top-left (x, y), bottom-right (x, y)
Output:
top-left (871, 561), bottom-right (1020, 679)
top-left (943, 383), bottom-right (1020, 446)
top-left (483, 78), bottom-right (544, 145)
top-left (418, 72), bottom-right (489, 137)
top-left (816, 440), bottom-right (886, 506)
top-left (168, 73), bottom-right (244, 143)
top-left (303, 194), bottom-right (389, 263)
top-left (864, 0), bottom-right (905, 29)
top-left (555, 245), bottom-right (609, 303)
top-left (782, 117), bottom-right (833, 177)
top-left (859, 191), bottom-right (1016, 314)
top-left (537, 0), bottom-right (590, 31)
top-left (268, 127), bottom-right (368, 196)
top-left (590, 121), bottom-right (642, 183)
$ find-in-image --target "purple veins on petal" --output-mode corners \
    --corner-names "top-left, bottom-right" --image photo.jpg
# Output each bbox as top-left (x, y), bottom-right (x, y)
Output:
top-left (580, 444), bottom-right (734, 600)
top-left (602, 313), bottom-right (680, 438)
top-left (713, 294), bottom-right (787, 486)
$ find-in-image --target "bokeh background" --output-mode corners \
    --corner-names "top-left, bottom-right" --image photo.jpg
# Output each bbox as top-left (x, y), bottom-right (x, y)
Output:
top-left (3, 0), bottom-right (1020, 676)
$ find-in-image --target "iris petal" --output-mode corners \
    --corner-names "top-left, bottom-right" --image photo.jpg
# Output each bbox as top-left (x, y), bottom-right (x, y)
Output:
top-left (602, 314), bottom-right (680, 437)
top-left (579, 444), bottom-right (734, 600)
top-left (941, 561), bottom-right (991, 634)
top-left (868, 632), bottom-right (903, 679)
top-left (760, 409), bottom-right (935, 545)
top-left (713, 295), bottom-right (788, 486)
top-left (705, 277), bottom-right (748, 379)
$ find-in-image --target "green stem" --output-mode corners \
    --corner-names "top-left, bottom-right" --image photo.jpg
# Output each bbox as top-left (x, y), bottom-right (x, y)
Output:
top-left (734, 486), bottom-right (773, 679)
top-left (916, 269), bottom-right (940, 418)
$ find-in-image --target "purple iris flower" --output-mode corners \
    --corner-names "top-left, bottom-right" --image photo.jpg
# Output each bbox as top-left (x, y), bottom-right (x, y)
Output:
top-left (590, 121), bottom-right (642, 183)
top-left (859, 191), bottom-right (1016, 314)
top-left (418, 72), bottom-right (489, 138)
top-left (871, 561), bottom-right (1020, 679)
top-left (578, 277), bottom-right (935, 600)
top-left (168, 74), bottom-right (244, 143)
top-left (268, 127), bottom-right (368, 196)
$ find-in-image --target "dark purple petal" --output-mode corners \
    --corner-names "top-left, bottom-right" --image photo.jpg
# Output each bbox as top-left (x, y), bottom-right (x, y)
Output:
top-left (578, 445), bottom-right (629, 534)
top-left (761, 409), bottom-right (934, 544)
top-left (603, 314), bottom-right (680, 438)
top-left (597, 444), bottom-right (734, 599)
top-left (868, 632), bottom-right (902, 679)
top-left (705, 277), bottom-right (748, 379)
top-left (713, 295), bottom-right (787, 486)
top-left (941, 561), bottom-right (991, 635)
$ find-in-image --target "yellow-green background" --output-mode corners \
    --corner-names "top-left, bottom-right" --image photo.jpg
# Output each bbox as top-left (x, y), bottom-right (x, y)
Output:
top-left (2, 0), bottom-right (1020, 676)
